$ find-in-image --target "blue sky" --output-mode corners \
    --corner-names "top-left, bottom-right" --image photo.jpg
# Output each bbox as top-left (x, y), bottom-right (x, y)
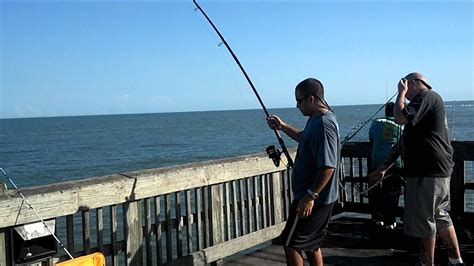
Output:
top-left (1, 1), bottom-right (472, 118)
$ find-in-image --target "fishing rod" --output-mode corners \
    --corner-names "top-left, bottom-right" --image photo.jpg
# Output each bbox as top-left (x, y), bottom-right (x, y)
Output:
top-left (449, 101), bottom-right (456, 140)
top-left (341, 91), bottom-right (398, 145)
top-left (0, 167), bottom-right (74, 260)
top-left (340, 91), bottom-right (400, 197)
top-left (193, 0), bottom-right (294, 168)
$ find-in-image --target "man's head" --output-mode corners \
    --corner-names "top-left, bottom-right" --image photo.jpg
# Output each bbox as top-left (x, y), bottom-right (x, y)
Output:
top-left (404, 72), bottom-right (432, 100)
top-left (294, 78), bottom-right (329, 116)
top-left (385, 102), bottom-right (394, 117)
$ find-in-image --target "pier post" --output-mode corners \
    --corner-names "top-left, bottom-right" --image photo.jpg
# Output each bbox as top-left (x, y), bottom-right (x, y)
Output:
top-left (210, 184), bottom-right (224, 266)
top-left (451, 160), bottom-right (465, 219)
top-left (0, 228), bottom-right (12, 266)
top-left (124, 200), bottom-right (143, 266)
top-left (272, 172), bottom-right (283, 224)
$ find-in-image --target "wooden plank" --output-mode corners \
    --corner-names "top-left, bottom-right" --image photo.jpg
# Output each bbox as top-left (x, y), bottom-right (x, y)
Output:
top-left (168, 222), bottom-right (286, 265)
top-left (155, 196), bottom-right (163, 265)
top-left (203, 186), bottom-right (210, 248)
top-left (239, 179), bottom-right (246, 235)
top-left (0, 228), bottom-right (12, 266)
top-left (224, 183), bottom-right (231, 240)
top-left (452, 141), bottom-right (474, 160)
top-left (358, 158), bottom-right (364, 203)
top-left (175, 192), bottom-right (183, 258)
top-left (261, 174), bottom-right (267, 228)
top-left (253, 176), bottom-right (260, 231)
top-left (266, 173), bottom-right (273, 226)
top-left (246, 178), bottom-right (253, 233)
top-left (272, 172), bottom-right (283, 224)
top-left (66, 214), bottom-right (75, 254)
top-left (210, 184), bottom-right (224, 247)
top-left (231, 181), bottom-right (239, 238)
top-left (350, 157), bottom-right (355, 202)
top-left (110, 205), bottom-right (119, 266)
top-left (195, 188), bottom-right (202, 251)
top-left (81, 210), bottom-right (90, 252)
top-left (96, 208), bottom-right (104, 251)
top-left (185, 190), bottom-right (193, 253)
top-left (165, 194), bottom-right (173, 262)
top-left (465, 183), bottom-right (474, 190)
top-left (451, 160), bottom-right (466, 217)
top-left (282, 170), bottom-right (289, 219)
top-left (288, 168), bottom-right (294, 202)
top-left (341, 142), bottom-right (371, 157)
top-left (144, 198), bottom-right (153, 265)
top-left (124, 200), bottom-right (143, 266)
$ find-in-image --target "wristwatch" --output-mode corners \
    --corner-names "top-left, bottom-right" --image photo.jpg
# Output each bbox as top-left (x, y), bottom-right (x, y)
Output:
top-left (306, 189), bottom-right (319, 200)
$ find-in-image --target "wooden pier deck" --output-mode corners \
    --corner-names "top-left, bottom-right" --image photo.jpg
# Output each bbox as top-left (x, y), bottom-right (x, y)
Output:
top-left (224, 213), bottom-right (474, 266)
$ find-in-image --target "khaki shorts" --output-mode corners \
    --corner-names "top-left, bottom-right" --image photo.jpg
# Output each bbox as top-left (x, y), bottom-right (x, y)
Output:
top-left (404, 177), bottom-right (453, 238)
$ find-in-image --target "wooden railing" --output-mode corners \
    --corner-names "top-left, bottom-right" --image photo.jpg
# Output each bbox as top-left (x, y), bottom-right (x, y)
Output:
top-left (340, 141), bottom-right (474, 221)
top-left (0, 141), bottom-right (472, 265)
top-left (0, 152), bottom-right (295, 265)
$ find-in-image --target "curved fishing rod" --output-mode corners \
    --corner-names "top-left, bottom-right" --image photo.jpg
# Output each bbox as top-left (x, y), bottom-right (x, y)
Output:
top-left (193, 0), bottom-right (294, 168)
top-left (0, 167), bottom-right (74, 260)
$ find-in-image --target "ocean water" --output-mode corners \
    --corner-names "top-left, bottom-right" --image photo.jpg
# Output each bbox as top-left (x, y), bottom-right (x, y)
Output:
top-left (0, 101), bottom-right (472, 189)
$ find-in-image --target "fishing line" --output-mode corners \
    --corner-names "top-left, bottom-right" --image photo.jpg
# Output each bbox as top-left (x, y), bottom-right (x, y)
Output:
top-left (193, 0), bottom-right (293, 168)
top-left (357, 174), bottom-right (395, 196)
top-left (340, 91), bottom-right (400, 197)
top-left (0, 167), bottom-right (74, 260)
top-left (341, 91), bottom-right (398, 145)
top-left (449, 100), bottom-right (456, 140)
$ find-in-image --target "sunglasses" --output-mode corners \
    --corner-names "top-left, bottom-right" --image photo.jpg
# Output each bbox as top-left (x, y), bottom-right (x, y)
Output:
top-left (296, 95), bottom-right (313, 104)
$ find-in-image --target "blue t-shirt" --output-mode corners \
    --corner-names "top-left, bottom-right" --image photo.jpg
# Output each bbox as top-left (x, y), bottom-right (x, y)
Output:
top-left (369, 116), bottom-right (403, 170)
top-left (292, 111), bottom-right (340, 204)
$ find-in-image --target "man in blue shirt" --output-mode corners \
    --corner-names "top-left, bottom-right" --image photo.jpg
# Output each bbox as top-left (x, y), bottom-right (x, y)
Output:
top-left (267, 78), bottom-right (340, 266)
top-left (368, 102), bottom-right (404, 230)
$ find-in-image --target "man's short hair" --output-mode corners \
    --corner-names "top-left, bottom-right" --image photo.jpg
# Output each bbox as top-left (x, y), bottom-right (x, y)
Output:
top-left (385, 102), bottom-right (395, 117)
top-left (295, 78), bottom-right (325, 99)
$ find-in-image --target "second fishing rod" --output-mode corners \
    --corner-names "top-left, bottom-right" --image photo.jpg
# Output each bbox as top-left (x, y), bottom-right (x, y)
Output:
top-left (193, 0), bottom-right (293, 168)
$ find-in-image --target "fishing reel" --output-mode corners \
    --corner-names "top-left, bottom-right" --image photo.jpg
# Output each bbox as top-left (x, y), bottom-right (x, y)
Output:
top-left (266, 145), bottom-right (282, 167)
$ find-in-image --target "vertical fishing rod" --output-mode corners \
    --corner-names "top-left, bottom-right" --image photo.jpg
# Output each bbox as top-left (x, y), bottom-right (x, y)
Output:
top-left (449, 101), bottom-right (456, 140)
top-left (193, 0), bottom-right (294, 168)
top-left (0, 168), bottom-right (74, 260)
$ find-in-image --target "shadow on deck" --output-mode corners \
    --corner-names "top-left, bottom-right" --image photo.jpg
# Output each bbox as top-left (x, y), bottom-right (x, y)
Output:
top-left (224, 213), bottom-right (474, 265)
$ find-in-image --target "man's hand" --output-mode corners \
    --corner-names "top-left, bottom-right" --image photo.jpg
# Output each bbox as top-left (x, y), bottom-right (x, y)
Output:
top-left (398, 78), bottom-right (408, 95)
top-left (267, 115), bottom-right (284, 130)
top-left (296, 195), bottom-right (314, 218)
top-left (368, 170), bottom-right (385, 186)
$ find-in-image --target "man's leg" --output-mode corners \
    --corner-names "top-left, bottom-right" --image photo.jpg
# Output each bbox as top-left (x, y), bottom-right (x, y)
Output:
top-left (284, 246), bottom-right (304, 266)
top-left (438, 225), bottom-right (462, 260)
top-left (419, 237), bottom-right (436, 265)
top-left (305, 248), bottom-right (323, 266)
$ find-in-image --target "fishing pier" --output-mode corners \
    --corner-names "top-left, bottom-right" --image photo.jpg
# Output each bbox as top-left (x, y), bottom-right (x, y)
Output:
top-left (0, 141), bottom-right (473, 265)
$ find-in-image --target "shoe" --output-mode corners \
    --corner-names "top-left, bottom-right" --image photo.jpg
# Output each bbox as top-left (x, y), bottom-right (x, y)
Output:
top-left (448, 262), bottom-right (465, 266)
top-left (375, 221), bottom-right (384, 227)
top-left (384, 222), bottom-right (397, 230)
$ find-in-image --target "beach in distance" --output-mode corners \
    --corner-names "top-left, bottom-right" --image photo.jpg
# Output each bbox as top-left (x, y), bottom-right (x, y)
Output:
top-left (0, 101), bottom-right (472, 188)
